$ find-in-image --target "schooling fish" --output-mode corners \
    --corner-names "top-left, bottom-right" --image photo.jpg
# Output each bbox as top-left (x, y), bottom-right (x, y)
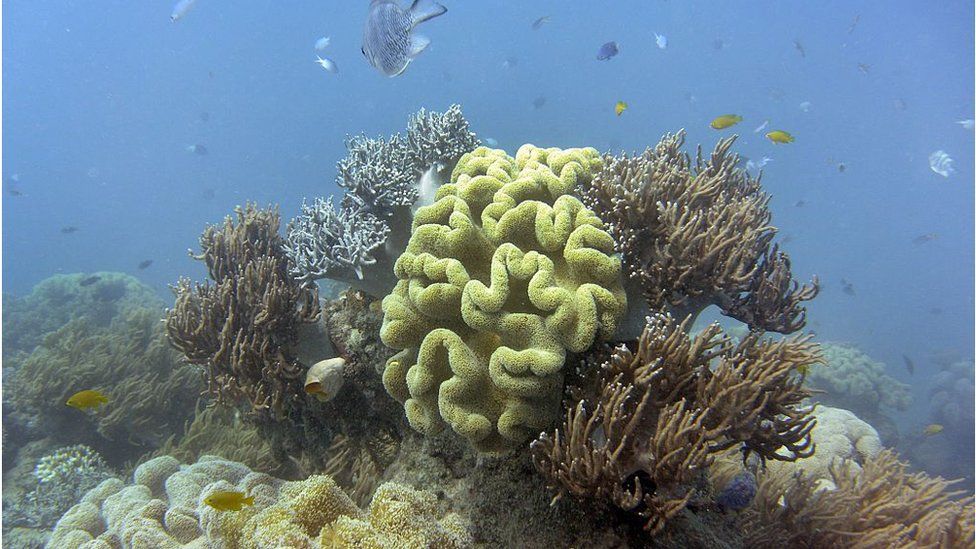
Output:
top-left (710, 114), bottom-right (742, 130)
top-left (204, 491), bottom-right (254, 511)
top-left (170, 0), bottom-right (197, 22)
top-left (615, 101), bottom-right (628, 116)
top-left (766, 130), bottom-right (794, 144)
top-left (596, 41), bottom-right (619, 60)
top-left (67, 389), bottom-right (108, 410)
top-left (361, 0), bottom-right (447, 77)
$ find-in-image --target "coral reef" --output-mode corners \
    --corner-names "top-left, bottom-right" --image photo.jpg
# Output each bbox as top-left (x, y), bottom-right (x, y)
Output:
top-left (380, 145), bottom-right (628, 453)
top-left (47, 455), bottom-right (471, 548)
top-left (165, 204), bottom-right (324, 457)
top-left (2, 272), bottom-right (161, 360)
top-left (807, 342), bottom-right (912, 443)
top-left (741, 449), bottom-right (974, 547)
top-left (531, 313), bottom-right (821, 535)
top-left (285, 105), bottom-right (481, 296)
top-left (146, 407), bottom-right (285, 478)
top-left (6, 301), bottom-right (203, 465)
top-left (578, 131), bottom-right (818, 334)
top-left (3, 445), bottom-right (116, 536)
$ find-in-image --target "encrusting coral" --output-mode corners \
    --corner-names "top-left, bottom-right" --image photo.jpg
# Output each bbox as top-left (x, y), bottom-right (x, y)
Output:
top-left (285, 105), bottom-right (481, 296)
top-left (531, 312), bottom-right (821, 535)
top-left (165, 203), bottom-right (322, 441)
top-left (578, 131), bottom-right (818, 334)
top-left (47, 455), bottom-right (471, 549)
top-left (380, 145), bottom-right (628, 453)
top-left (741, 449), bottom-right (975, 548)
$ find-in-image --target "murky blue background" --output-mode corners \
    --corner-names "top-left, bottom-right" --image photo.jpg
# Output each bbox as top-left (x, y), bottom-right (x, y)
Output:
top-left (4, 0), bottom-right (974, 467)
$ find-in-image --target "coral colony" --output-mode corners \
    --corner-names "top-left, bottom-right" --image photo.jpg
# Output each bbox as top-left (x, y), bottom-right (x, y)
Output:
top-left (5, 106), bottom-right (972, 547)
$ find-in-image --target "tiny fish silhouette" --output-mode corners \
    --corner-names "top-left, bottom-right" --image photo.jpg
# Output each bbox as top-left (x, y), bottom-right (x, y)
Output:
top-left (913, 233), bottom-right (938, 245)
top-left (841, 279), bottom-right (855, 296)
top-left (857, 62), bottom-right (871, 74)
top-left (596, 41), bottom-right (619, 60)
top-left (923, 424), bottom-right (944, 436)
top-left (848, 14), bottom-right (860, 34)
top-left (532, 96), bottom-right (546, 110)
top-left (902, 354), bottom-right (915, 376)
top-left (531, 16), bottom-right (550, 30)
top-left (793, 39), bottom-right (805, 58)
top-left (61, 226), bottom-right (79, 234)
top-left (67, 389), bottom-right (109, 410)
top-left (138, 260), bottom-right (154, 270)
top-left (80, 275), bottom-right (101, 287)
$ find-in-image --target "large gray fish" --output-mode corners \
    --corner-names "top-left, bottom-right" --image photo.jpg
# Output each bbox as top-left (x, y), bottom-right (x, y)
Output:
top-left (362, 0), bottom-right (447, 77)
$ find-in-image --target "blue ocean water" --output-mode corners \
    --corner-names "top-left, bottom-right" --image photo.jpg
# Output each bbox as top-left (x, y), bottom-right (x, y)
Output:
top-left (3, 0), bottom-right (973, 474)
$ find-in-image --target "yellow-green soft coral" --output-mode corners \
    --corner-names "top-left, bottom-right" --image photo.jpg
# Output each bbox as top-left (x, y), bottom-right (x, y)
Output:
top-left (381, 145), bottom-right (627, 452)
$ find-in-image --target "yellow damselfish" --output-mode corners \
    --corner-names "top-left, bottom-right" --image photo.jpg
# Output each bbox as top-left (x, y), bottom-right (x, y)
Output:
top-left (66, 389), bottom-right (108, 410)
top-left (923, 424), bottom-right (944, 436)
top-left (710, 114), bottom-right (742, 129)
top-left (204, 491), bottom-right (255, 511)
top-left (766, 130), bottom-right (795, 144)
top-left (615, 101), bottom-right (628, 116)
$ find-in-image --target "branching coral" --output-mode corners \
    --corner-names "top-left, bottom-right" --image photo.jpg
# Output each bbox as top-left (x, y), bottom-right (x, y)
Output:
top-left (742, 449), bottom-right (975, 548)
top-left (284, 104), bottom-right (480, 295)
top-left (6, 304), bottom-right (203, 464)
top-left (3, 445), bottom-right (116, 532)
top-left (47, 455), bottom-right (471, 549)
top-left (381, 145), bottom-right (628, 453)
top-left (165, 203), bottom-right (321, 426)
top-left (578, 131), bottom-right (818, 334)
top-left (531, 312), bottom-right (821, 535)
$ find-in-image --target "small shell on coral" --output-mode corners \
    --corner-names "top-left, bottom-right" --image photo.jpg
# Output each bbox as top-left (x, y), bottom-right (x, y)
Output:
top-left (304, 357), bottom-right (346, 402)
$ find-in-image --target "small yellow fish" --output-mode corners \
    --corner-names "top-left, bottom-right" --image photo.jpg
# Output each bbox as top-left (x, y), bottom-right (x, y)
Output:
top-left (204, 491), bottom-right (255, 511)
top-left (66, 389), bottom-right (108, 410)
top-left (710, 114), bottom-right (743, 129)
top-left (615, 101), bottom-right (628, 116)
top-left (766, 130), bottom-right (795, 144)
top-left (923, 424), bottom-right (944, 436)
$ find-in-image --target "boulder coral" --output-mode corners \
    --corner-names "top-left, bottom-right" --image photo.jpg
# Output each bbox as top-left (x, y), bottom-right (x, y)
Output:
top-left (807, 342), bottom-right (913, 420)
top-left (380, 145), bottom-right (628, 452)
top-left (47, 455), bottom-right (471, 549)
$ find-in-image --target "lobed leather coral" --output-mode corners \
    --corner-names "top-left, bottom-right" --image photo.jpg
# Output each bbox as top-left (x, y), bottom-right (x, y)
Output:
top-left (531, 312), bottom-right (821, 535)
top-left (578, 131), bottom-right (818, 334)
top-left (165, 204), bottom-right (321, 425)
top-left (47, 455), bottom-right (471, 548)
top-left (380, 145), bottom-right (628, 453)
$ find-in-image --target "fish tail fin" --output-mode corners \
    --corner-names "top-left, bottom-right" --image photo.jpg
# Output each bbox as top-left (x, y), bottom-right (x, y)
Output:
top-left (408, 34), bottom-right (431, 58)
top-left (409, 1), bottom-right (447, 27)
top-left (243, 496), bottom-right (254, 505)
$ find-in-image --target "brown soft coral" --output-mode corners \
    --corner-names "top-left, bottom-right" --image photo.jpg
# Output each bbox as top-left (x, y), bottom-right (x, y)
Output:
top-left (532, 313), bottom-right (820, 535)
top-left (579, 131), bottom-right (818, 333)
top-left (165, 203), bottom-right (320, 422)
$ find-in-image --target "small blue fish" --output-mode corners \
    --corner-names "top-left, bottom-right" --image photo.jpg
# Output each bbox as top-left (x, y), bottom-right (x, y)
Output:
top-left (315, 56), bottom-right (338, 74)
top-left (654, 33), bottom-right (667, 49)
top-left (314, 36), bottom-right (331, 51)
top-left (362, 0), bottom-right (447, 77)
top-left (596, 41), bottom-right (619, 61)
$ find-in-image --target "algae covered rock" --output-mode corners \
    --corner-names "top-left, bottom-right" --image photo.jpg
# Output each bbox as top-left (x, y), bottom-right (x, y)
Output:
top-left (380, 145), bottom-right (627, 452)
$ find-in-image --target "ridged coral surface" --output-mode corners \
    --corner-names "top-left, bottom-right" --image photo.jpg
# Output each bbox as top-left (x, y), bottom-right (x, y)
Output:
top-left (46, 455), bottom-right (470, 549)
top-left (380, 145), bottom-right (627, 452)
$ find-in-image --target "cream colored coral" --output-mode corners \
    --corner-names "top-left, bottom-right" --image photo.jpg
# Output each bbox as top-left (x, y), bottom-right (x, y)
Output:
top-left (766, 405), bottom-right (882, 490)
top-left (47, 456), bottom-right (471, 549)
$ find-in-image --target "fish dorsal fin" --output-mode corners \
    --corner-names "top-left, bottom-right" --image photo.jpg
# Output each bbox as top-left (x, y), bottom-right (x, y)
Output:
top-left (408, 34), bottom-right (431, 58)
top-left (408, 0), bottom-right (447, 27)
